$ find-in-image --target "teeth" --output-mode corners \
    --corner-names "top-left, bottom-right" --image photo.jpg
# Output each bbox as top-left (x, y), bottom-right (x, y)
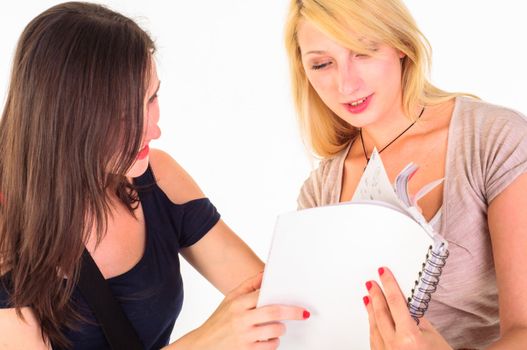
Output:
top-left (350, 98), bottom-right (366, 106)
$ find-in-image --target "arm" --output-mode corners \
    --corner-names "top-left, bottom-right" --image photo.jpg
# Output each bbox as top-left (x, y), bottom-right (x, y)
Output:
top-left (180, 220), bottom-right (264, 295)
top-left (0, 279), bottom-right (306, 350)
top-left (162, 272), bottom-right (308, 350)
top-left (149, 149), bottom-right (263, 294)
top-left (485, 172), bottom-right (527, 349)
top-left (0, 150), bottom-right (300, 350)
top-left (150, 150), bottom-right (310, 350)
top-left (363, 173), bottom-right (527, 350)
top-left (0, 308), bottom-right (50, 350)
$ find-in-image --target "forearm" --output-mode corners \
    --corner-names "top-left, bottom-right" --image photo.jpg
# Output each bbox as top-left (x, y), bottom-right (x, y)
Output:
top-left (485, 327), bottom-right (527, 350)
top-left (180, 221), bottom-right (265, 295)
top-left (162, 328), bottom-right (203, 350)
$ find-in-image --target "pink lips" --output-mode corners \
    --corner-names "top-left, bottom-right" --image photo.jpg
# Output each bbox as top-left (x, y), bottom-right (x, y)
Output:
top-left (343, 94), bottom-right (373, 114)
top-left (136, 144), bottom-right (150, 160)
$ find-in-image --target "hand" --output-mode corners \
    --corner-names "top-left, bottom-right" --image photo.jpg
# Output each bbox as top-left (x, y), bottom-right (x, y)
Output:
top-left (363, 267), bottom-right (452, 350)
top-left (191, 272), bottom-right (309, 350)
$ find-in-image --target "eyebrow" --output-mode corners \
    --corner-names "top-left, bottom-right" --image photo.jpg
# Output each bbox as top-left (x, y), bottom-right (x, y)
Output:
top-left (302, 50), bottom-right (327, 57)
top-left (302, 36), bottom-right (377, 57)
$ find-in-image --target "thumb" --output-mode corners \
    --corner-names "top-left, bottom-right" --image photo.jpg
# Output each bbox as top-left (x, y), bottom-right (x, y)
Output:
top-left (226, 271), bottom-right (264, 300)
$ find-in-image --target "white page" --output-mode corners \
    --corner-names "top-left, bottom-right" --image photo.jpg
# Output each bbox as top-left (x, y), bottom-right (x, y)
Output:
top-left (351, 149), bottom-right (403, 210)
top-left (258, 202), bottom-right (433, 349)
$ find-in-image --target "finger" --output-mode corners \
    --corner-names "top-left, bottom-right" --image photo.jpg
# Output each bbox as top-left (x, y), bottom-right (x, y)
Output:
top-left (250, 322), bottom-right (286, 342)
top-left (367, 279), bottom-right (395, 343)
top-left (249, 304), bottom-right (309, 325)
top-left (252, 338), bottom-right (280, 350)
top-left (226, 272), bottom-right (264, 300)
top-left (378, 266), bottom-right (418, 331)
top-left (363, 295), bottom-right (384, 350)
top-left (413, 315), bottom-right (434, 332)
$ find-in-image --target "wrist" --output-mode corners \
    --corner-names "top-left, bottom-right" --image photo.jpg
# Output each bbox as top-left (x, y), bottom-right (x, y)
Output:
top-left (163, 327), bottom-right (204, 350)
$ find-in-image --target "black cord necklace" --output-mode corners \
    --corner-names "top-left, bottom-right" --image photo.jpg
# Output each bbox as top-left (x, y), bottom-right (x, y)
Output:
top-left (359, 107), bottom-right (425, 164)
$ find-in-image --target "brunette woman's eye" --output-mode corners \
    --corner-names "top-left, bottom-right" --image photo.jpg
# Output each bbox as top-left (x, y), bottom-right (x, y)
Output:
top-left (148, 94), bottom-right (158, 103)
top-left (311, 61), bottom-right (332, 70)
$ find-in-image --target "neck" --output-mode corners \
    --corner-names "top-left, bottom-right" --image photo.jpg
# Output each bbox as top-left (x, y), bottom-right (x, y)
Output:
top-left (360, 103), bottom-right (423, 154)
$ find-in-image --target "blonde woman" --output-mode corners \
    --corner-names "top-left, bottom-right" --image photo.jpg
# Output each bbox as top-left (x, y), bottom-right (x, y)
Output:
top-left (286, 0), bottom-right (527, 349)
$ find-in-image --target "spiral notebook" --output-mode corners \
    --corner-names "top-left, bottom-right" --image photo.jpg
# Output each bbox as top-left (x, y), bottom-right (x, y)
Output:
top-left (258, 150), bottom-right (449, 349)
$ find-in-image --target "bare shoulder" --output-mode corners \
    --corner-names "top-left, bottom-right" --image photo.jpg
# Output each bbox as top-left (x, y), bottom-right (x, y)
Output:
top-left (148, 148), bottom-right (205, 204)
top-left (0, 307), bottom-right (49, 349)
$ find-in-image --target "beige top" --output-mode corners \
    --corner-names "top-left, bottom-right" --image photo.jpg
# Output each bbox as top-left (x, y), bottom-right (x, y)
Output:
top-left (297, 97), bottom-right (527, 349)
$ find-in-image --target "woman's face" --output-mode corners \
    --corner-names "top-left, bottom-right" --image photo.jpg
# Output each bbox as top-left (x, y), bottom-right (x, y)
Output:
top-left (297, 20), bottom-right (405, 129)
top-left (125, 59), bottom-right (161, 178)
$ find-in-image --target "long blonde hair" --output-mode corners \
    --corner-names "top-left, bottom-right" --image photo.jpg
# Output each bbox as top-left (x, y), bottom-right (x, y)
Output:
top-left (286, 0), bottom-right (468, 158)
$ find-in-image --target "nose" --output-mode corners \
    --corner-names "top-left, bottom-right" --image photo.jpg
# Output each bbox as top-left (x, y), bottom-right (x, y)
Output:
top-left (145, 118), bottom-right (161, 141)
top-left (144, 106), bottom-right (161, 142)
top-left (337, 60), bottom-right (362, 96)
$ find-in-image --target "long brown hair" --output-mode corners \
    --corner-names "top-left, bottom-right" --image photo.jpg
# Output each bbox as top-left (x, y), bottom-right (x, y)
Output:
top-left (0, 2), bottom-right (155, 347)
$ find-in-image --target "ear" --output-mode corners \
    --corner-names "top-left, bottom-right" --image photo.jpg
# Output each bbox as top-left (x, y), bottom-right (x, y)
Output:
top-left (398, 50), bottom-right (406, 59)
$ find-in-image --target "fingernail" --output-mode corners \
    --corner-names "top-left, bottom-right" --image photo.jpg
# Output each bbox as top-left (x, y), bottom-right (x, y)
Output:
top-left (363, 296), bottom-right (370, 306)
top-left (303, 310), bottom-right (310, 319)
top-left (365, 281), bottom-right (372, 291)
top-left (378, 267), bottom-right (385, 276)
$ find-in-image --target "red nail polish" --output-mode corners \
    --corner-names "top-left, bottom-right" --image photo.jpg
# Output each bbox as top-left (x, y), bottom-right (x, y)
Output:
top-left (363, 296), bottom-right (370, 306)
top-left (378, 267), bottom-right (385, 276)
top-left (365, 281), bottom-right (372, 291)
top-left (303, 310), bottom-right (310, 319)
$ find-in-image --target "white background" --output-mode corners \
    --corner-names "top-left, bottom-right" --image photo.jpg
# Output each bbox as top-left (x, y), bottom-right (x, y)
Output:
top-left (1, 1), bottom-right (526, 343)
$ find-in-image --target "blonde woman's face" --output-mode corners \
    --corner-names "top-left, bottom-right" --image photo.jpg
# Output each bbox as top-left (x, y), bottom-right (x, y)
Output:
top-left (297, 20), bottom-right (405, 129)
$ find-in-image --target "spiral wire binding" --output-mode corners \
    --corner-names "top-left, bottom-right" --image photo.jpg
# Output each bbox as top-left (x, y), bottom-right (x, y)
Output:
top-left (407, 243), bottom-right (449, 325)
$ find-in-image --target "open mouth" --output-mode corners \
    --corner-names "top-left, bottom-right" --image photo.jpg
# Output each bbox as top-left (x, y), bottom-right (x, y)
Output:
top-left (350, 97), bottom-right (367, 106)
top-left (347, 94), bottom-right (372, 106)
top-left (343, 94), bottom-right (374, 114)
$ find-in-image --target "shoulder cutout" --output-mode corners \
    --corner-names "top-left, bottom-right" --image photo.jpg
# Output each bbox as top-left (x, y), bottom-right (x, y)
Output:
top-left (148, 149), bottom-right (205, 205)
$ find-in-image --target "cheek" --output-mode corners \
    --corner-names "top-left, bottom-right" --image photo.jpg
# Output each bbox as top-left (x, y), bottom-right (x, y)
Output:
top-left (145, 102), bottom-right (161, 139)
top-left (365, 58), bottom-right (402, 92)
top-left (146, 101), bottom-right (160, 123)
top-left (306, 71), bottom-right (337, 103)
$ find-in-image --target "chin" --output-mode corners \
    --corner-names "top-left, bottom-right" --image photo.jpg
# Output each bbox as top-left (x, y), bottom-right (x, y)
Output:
top-left (126, 157), bottom-right (149, 178)
top-left (336, 105), bottom-right (380, 129)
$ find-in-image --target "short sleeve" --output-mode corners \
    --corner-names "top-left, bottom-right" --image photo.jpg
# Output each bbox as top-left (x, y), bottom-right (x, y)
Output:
top-left (482, 109), bottom-right (527, 203)
top-left (178, 198), bottom-right (221, 248)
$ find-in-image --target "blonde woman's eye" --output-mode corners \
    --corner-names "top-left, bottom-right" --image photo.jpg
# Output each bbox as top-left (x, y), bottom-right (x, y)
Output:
top-left (312, 62), bottom-right (332, 70)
